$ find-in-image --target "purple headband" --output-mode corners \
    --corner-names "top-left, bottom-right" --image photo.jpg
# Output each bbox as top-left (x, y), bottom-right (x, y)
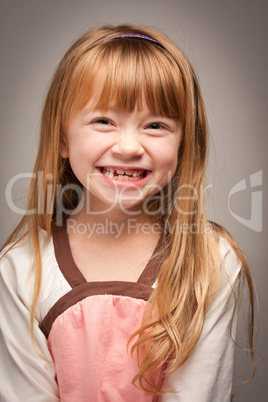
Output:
top-left (65, 33), bottom-right (164, 74)
top-left (91, 33), bottom-right (163, 47)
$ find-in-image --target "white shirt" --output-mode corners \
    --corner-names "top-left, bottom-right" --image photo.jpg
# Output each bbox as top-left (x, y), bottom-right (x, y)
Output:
top-left (0, 230), bottom-right (241, 401)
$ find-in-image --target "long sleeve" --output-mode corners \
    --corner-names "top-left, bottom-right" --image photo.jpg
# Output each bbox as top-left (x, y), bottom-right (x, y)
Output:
top-left (0, 240), bottom-right (60, 402)
top-left (160, 242), bottom-right (241, 402)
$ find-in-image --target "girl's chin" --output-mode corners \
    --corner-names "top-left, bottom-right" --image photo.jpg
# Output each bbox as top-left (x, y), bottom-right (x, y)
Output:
top-left (80, 192), bottom-right (147, 216)
top-left (107, 199), bottom-right (145, 214)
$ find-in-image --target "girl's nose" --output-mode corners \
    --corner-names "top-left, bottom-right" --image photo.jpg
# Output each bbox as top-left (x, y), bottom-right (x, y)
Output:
top-left (111, 132), bottom-right (144, 159)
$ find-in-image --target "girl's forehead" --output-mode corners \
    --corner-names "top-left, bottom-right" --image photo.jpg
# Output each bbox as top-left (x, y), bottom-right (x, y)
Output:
top-left (79, 96), bottom-right (178, 121)
top-left (81, 90), bottom-right (150, 114)
top-left (76, 75), bottom-right (181, 118)
top-left (63, 41), bottom-right (186, 124)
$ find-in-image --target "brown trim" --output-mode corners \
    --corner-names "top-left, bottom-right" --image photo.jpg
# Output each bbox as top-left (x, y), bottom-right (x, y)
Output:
top-left (137, 235), bottom-right (167, 287)
top-left (53, 222), bottom-right (87, 287)
top-left (53, 220), bottom-right (164, 289)
top-left (41, 281), bottom-right (154, 338)
top-left (44, 220), bottom-right (168, 339)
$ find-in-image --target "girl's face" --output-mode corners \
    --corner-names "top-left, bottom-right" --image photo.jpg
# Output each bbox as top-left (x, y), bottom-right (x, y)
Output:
top-left (60, 96), bottom-right (182, 216)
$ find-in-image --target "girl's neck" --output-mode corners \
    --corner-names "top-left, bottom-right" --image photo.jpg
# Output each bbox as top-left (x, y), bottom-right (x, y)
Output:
top-left (68, 201), bottom-right (161, 241)
top-left (68, 190), bottom-right (160, 237)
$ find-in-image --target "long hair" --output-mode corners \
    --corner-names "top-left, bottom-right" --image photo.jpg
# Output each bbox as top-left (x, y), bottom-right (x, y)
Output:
top-left (2, 24), bottom-right (256, 393)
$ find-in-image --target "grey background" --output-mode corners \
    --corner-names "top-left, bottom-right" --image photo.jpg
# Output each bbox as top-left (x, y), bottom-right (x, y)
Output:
top-left (0, 0), bottom-right (267, 400)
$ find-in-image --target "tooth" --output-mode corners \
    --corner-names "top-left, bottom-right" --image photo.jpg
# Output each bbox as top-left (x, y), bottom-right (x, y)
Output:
top-left (133, 171), bottom-right (142, 177)
top-left (103, 167), bottom-right (114, 173)
top-left (103, 169), bottom-right (144, 181)
top-left (104, 172), bottom-right (113, 178)
top-left (116, 169), bottom-right (125, 175)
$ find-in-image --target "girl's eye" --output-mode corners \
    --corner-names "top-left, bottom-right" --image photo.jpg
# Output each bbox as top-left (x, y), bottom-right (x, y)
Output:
top-left (90, 118), bottom-right (115, 130)
top-left (147, 123), bottom-right (165, 130)
top-left (94, 118), bottom-right (112, 125)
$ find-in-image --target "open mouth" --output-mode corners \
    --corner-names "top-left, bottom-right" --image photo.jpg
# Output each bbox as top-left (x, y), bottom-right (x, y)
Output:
top-left (100, 167), bottom-right (148, 181)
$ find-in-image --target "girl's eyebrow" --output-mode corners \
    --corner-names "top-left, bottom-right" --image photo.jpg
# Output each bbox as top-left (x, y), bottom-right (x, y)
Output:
top-left (81, 107), bottom-right (174, 119)
top-left (80, 104), bottom-right (178, 122)
top-left (81, 107), bottom-right (117, 115)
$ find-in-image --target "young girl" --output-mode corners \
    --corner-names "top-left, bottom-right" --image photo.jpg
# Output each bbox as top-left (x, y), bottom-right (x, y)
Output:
top-left (0, 24), bottom-right (255, 401)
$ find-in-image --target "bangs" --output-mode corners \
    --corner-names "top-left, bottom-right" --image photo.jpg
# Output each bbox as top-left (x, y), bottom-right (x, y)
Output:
top-left (62, 38), bottom-right (186, 126)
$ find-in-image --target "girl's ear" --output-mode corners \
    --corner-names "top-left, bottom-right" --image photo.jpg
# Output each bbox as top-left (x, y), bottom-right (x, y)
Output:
top-left (59, 135), bottom-right (69, 158)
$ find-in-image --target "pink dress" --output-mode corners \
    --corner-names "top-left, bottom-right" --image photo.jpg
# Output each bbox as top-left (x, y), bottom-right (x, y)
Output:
top-left (41, 224), bottom-right (164, 401)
